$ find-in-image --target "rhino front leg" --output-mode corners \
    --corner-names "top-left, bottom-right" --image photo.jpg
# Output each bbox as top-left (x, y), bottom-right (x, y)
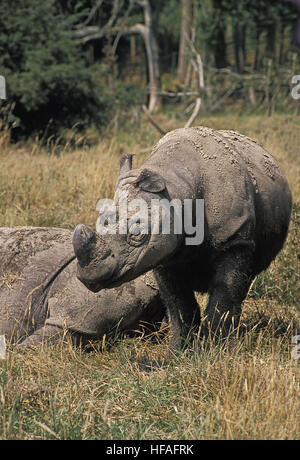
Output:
top-left (154, 267), bottom-right (201, 357)
top-left (16, 324), bottom-right (64, 349)
top-left (205, 247), bottom-right (254, 339)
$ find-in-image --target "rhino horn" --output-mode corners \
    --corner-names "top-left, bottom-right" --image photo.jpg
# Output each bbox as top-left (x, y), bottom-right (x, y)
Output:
top-left (72, 224), bottom-right (96, 267)
top-left (120, 154), bottom-right (133, 175)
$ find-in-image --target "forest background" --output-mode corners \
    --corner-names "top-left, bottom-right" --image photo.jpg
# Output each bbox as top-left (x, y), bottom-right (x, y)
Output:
top-left (0, 0), bottom-right (300, 141)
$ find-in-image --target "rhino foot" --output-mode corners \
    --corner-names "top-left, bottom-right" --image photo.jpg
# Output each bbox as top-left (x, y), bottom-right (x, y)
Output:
top-left (16, 325), bottom-right (65, 349)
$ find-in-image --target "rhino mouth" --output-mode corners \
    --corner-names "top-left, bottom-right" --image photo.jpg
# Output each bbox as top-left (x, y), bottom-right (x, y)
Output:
top-left (77, 273), bottom-right (115, 293)
top-left (83, 278), bottom-right (122, 293)
top-left (81, 279), bottom-right (107, 293)
top-left (77, 269), bottom-right (132, 293)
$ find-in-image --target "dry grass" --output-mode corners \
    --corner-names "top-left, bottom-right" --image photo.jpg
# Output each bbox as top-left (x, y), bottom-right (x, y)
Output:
top-left (0, 112), bottom-right (299, 440)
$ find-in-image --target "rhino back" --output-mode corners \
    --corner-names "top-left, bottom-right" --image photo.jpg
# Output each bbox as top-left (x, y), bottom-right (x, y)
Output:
top-left (145, 127), bottom-right (291, 245)
top-left (216, 130), bottom-right (292, 233)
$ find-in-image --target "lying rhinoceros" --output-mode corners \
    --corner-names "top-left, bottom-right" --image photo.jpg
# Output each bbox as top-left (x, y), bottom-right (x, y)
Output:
top-left (0, 227), bottom-right (163, 348)
top-left (73, 127), bottom-right (292, 353)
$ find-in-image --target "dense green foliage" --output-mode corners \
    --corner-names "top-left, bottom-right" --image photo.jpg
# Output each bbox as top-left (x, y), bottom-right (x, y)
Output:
top-left (0, 0), bottom-right (299, 138)
top-left (200, 0), bottom-right (299, 70)
top-left (0, 0), bottom-right (111, 137)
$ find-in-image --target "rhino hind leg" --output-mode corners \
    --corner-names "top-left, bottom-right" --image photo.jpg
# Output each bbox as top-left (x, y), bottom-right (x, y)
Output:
top-left (205, 247), bottom-right (254, 338)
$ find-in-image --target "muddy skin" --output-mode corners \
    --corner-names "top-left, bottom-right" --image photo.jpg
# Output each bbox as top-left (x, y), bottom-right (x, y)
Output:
top-left (0, 227), bottom-right (164, 348)
top-left (73, 127), bottom-right (292, 354)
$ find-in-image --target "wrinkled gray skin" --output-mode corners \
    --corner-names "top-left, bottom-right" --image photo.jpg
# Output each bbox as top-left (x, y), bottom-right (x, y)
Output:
top-left (0, 227), bottom-right (163, 348)
top-left (73, 127), bottom-right (292, 352)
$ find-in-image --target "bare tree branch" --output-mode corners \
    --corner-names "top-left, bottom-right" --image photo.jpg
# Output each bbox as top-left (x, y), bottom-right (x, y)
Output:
top-left (133, 0), bottom-right (147, 8)
top-left (185, 31), bottom-right (205, 91)
top-left (184, 97), bottom-right (201, 128)
top-left (74, 26), bottom-right (102, 40)
top-left (74, 0), bottom-right (120, 43)
top-left (112, 0), bottom-right (135, 55)
top-left (74, 0), bottom-right (161, 112)
top-left (112, 0), bottom-right (161, 112)
top-left (77, 0), bottom-right (104, 28)
top-left (159, 91), bottom-right (199, 98)
top-left (143, 96), bottom-right (201, 134)
top-left (178, 0), bottom-right (194, 84)
top-left (142, 105), bottom-right (166, 135)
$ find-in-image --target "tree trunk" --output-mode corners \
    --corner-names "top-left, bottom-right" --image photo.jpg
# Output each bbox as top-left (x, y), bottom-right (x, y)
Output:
top-left (74, 0), bottom-right (162, 112)
top-left (254, 29), bottom-right (261, 70)
top-left (240, 25), bottom-right (247, 68)
top-left (279, 23), bottom-right (285, 65)
top-left (177, 0), bottom-right (194, 85)
top-left (130, 36), bottom-right (137, 61)
top-left (266, 24), bottom-right (276, 59)
top-left (212, 0), bottom-right (227, 69)
top-left (146, 28), bottom-right (162, 112)
top-left (233, 20), bottom-right (241, 73)
top-left (123, 1), bottom-right (161, 112)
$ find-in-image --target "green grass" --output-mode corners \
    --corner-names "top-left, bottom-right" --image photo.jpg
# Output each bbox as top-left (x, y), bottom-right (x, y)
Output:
top-left (0, 328), bottom-right (299, 440)
top-left (0, 111), bottom-right (299, 439)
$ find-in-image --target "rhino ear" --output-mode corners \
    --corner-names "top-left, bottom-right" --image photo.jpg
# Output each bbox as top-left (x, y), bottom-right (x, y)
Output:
top-left (120, 154), bottom-right (133, 175)
top-left (133, 169), bottom-right (166, 193)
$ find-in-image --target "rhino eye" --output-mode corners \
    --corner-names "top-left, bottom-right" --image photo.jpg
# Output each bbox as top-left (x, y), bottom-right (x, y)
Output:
top-left (129, 221), bottom-right (142, 235)
top-left (127, 221), bottom-right (149, 247)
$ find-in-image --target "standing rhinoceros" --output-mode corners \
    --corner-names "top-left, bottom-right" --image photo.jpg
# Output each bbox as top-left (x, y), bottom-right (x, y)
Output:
top-left (72, 127), bottom-right (292, 353)
top-left (0, 227), bottom-right (163, 348)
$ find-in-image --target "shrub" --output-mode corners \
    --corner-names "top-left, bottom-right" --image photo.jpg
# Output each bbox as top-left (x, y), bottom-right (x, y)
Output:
top-left (0, 0), bottom-right (112, 139)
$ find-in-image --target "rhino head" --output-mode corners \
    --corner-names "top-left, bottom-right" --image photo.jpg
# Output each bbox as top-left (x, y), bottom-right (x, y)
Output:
top-left (72, 155), bottom-right (182, 292)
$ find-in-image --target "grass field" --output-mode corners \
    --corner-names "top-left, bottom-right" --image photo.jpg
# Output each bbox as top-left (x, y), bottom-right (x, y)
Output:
top-left (0, 112), bottom-right (299, 440)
